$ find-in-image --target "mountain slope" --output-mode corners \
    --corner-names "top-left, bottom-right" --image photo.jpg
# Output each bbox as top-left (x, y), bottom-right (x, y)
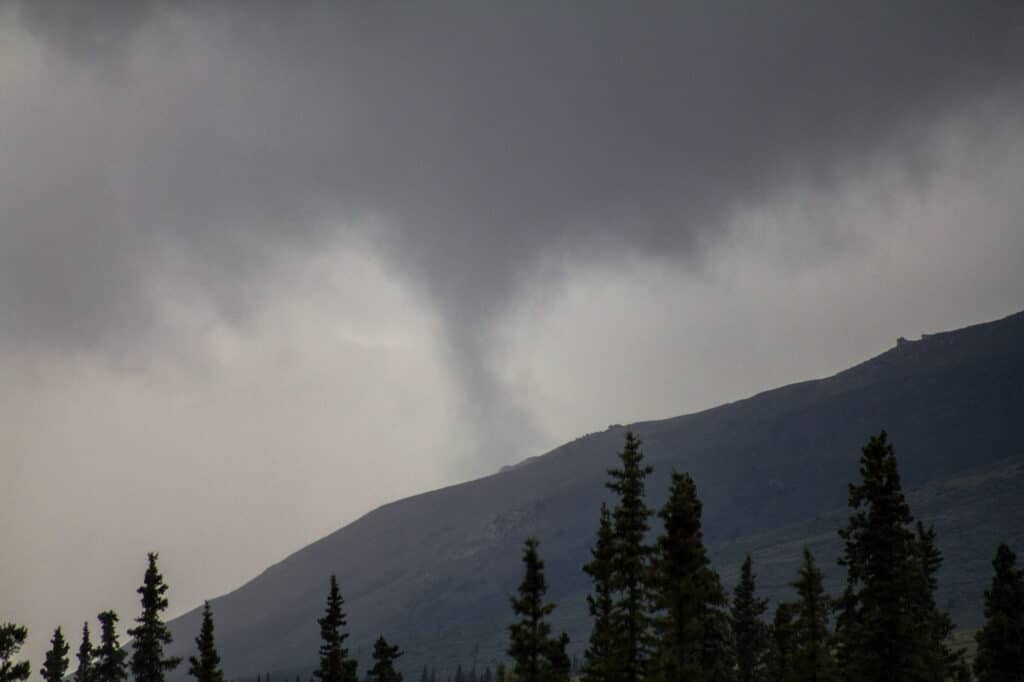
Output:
top-left (165, 310), bottom-right (1024, 679)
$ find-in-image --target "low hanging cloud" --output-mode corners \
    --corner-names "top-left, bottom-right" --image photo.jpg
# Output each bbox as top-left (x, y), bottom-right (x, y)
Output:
top-left (3, 0), bottom-right (1024, 459)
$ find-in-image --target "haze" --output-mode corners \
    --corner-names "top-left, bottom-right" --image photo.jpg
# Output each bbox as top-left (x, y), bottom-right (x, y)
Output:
top-left (2, 0), bottom-right (1023, 667)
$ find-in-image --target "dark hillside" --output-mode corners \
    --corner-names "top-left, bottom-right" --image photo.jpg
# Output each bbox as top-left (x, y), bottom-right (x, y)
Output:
top-left (165, 310), bottom-right (1024, 679)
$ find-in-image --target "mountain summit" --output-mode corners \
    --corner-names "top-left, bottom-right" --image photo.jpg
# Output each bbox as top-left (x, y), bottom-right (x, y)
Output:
top-left (166, 310), bottom-right (1024, 679)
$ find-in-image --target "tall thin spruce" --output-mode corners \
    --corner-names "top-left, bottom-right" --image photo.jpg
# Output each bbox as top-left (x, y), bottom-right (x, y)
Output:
top-left (128, 552), bottom-right (181, 682)
top-left (730, 556), bottom-right (768, 682)
top-left (188, 602), bottom-right (225, 682)
top-left (74, 622), bottom-right (94, 682)
top-left (605, 431), bottom-right (654, 682)
top-left (507, 537), bottom-right (570, 682)
top-left (314, 575), bottom-right (358, 682)
top-left (41, 627), bottom-right (69, 682)
top-left (788, 548), bottom-right (837, 682)
top-left (581, 504), bottom-right (616, 682)
top-left (834, 431), bottom-right (959, 681)
top-left (650, 470), bottom-right (733, 682)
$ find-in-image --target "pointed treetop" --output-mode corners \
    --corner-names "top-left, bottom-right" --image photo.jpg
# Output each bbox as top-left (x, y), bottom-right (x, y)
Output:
top-left (41, 627), bottom-right (70, 682)
top-left (74, 622), bottom-right (94, 682)
top-left (128, 553), bottom-right (182, 682)
top-left (188, 602), bottom-right (225, 682)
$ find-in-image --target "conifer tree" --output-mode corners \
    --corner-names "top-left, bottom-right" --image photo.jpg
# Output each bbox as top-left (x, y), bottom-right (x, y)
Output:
top-left (314, 575), bottom-right (358, 682)
top-left (367, 635), bottom-right (402, 682)
top-left (766, 604), bottom-right (796, 682)
top-left (911, 523), bottom-right (966, 680)
top-left (507, 538), bottom-right (570, 682)
top-left (974, 543), bottom-right (1024, 682)
top-left (74, 622), bottom-right (94, 682)
top-left (545, 634), bottom-right (571, 682)
top-left (730, 555), bottom-right (768, 682)
top-left (95, 612), bottom-right (128, 682)
top-left (788, 548), bottom-right (837, 682)
top-left (187, 603), bottom-right (225, 682)
top-left (0, 623), bottom-right (30, 682)
top-left (835, 431), bottom-right (932, 680)
top-left (605, 431), bottom-right (654, 682)
top-left (650, 470), bottom-right (733, 682)
top-left (581, 504), bottom-right (616, 682)
top-left (129, 553), bottom-right (181, 682)
top-left (41, 627), bottom-right (70, 682)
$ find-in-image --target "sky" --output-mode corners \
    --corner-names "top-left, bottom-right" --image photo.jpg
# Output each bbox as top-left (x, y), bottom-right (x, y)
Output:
top-left (2, 0), bottom-right (1024, 668)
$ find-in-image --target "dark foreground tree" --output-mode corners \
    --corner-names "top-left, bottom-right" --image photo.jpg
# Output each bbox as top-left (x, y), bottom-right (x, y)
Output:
top-left (314, 575), bottom-right (358, 682)
top-left (582, 504), bottom-right (616, 682)
top-left (606, 431), bottom-right (654, 682)
top-left (974, 543), bottom-right (1024, 682)
top-left (74, 622), bottom-right (94, 682)
top-left (95, 611), bottom-right (128, 682)
top-left (730, 555), bottom-right (768, 682)
top-left (129, 553), bottom-right (182, 682)
top-left (766, 603), bottom-right (796, 682)
top-left (368, 636), bottom-right (402, 682)
top-left (0, 623), bottom-right (30, 682)
top-left (0, 622), bottom-right (29, 679)
top-left (912, 522), bottom-right (968, 680)
top-left (835, 431), bottom-right (942, 681)
top-left (650, 470), bottom-right (733, 682)
top-left (188, 603), bottom-right (225, 682)
top-left (508, 538), bottom-right (570, 682)
top-left (789, 548), bottom-right (837, 682)
top-left (41, 627), bottom-right (70, 682)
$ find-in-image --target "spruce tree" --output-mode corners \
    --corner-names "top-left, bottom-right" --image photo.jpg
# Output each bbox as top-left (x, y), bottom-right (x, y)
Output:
top-left (835, 431), bottom-right (930, 681)
top-left (581, 504), bottom-right (616, 682)
top-left (41, 627), bottom-right (70, 682)
top-left (766, 604), bottom-right (796, 682)
top-left (314, 575), bottom-right (358, 682)
top-left (507, 538), bottom-right (570, 682)
top-left (912, 523), bottom-right (966, 680)
top-left (974, 543), bottom-right (1024, 682)
top-left (0, 623), bottom-right (30, 682)
top-left (730, 555), bottom-right (768, 682)
top-left (188, 603), bottom-right (225, 682)
top-left (788, 548), bottom-right (837, 682)
top-left (129, 553), bottom-right (182, 682)
top-left (605, 431), bottom-right (654, 682)
top-left (544, 634), bottom-right (571, 682)
top-left (650, 470), bottom-right (733, 682)
top-left (75, 622), bottom-right (94, 682)
top-left (367, 636), bottom-right (402, 682)
top-left (95, 612), bottom-right (128, 682)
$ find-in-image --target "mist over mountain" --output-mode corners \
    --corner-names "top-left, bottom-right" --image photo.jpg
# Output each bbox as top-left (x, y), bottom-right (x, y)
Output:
top-left (161, 310), bottom-right (1024, 679)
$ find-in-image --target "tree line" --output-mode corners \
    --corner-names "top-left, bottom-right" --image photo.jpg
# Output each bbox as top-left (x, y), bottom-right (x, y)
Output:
top-left (2, 430), bottom-right (1022, 682)
top-left (502, 430), bottom-right (1024, 682)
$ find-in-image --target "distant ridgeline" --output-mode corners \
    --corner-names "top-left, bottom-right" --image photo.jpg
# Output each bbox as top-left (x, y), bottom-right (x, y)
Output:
top-left (7, 310), bottom-right (1023, 681)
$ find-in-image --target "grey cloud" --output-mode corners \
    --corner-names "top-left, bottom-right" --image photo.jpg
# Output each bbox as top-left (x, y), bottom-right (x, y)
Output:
top-left (3, 0), bottom-right (1024, 459)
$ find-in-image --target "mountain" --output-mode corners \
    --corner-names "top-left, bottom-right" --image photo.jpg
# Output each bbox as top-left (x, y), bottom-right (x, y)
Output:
top-left (165, 310), bottom-right (1024, 679)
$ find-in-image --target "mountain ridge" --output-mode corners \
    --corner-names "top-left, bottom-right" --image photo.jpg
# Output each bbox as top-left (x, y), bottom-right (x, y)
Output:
top-left (165, 308), bottom-right (1024, 679)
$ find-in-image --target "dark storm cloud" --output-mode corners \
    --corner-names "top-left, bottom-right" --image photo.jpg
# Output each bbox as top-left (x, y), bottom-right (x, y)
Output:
top-left (3, 0), bottom-right (1023, 444)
